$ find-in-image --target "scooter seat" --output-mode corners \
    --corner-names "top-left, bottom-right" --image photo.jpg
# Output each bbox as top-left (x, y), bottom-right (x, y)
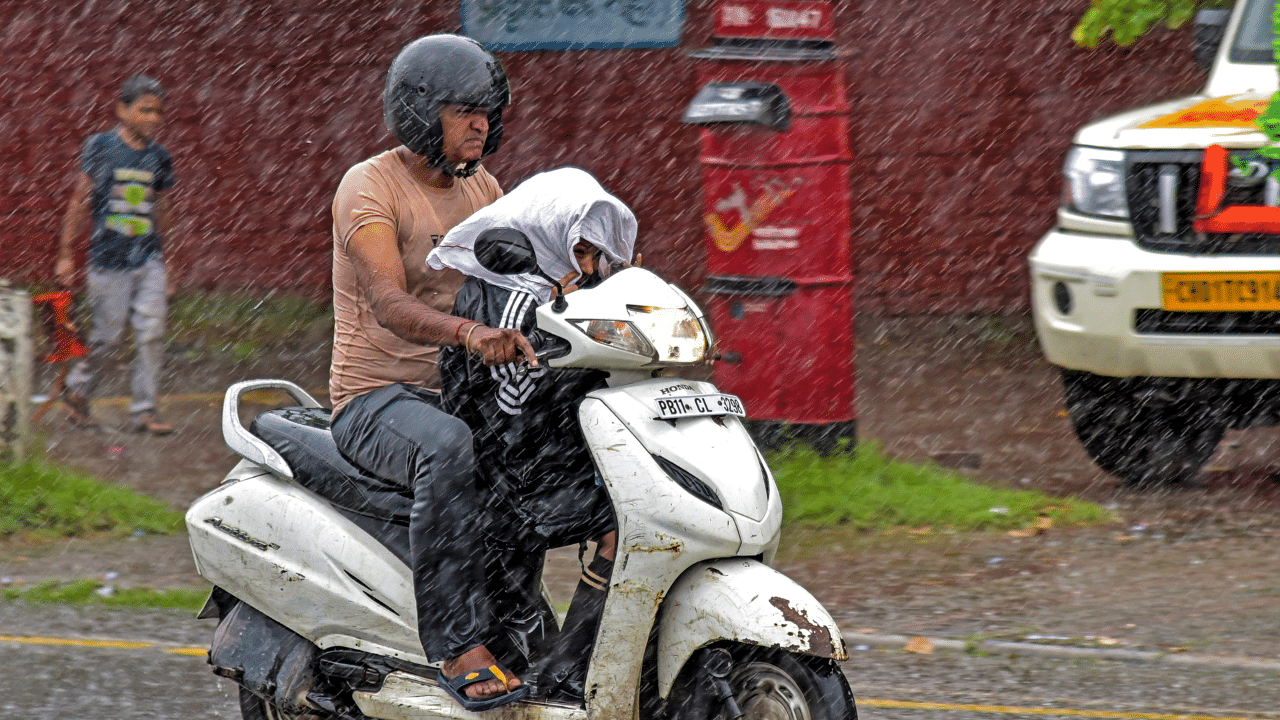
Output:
top-left (250, 407), bottom-right (412, 527)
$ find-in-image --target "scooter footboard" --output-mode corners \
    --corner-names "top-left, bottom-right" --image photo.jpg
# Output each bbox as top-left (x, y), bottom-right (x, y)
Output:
top-left (655, 558), bottom-right (847, 696)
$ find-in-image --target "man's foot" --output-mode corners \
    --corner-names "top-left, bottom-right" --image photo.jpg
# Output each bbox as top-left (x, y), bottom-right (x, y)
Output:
top-left (131, 411), bottom-right (174, 436)
top-left (441, 646), bottom-right (524, 703)
top-left (62, 390), bottom-right (97, 429)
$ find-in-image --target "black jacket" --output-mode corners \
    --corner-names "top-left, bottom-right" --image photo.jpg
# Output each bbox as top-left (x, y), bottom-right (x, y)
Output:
top-left (440, 277), bottom-right (615, 551)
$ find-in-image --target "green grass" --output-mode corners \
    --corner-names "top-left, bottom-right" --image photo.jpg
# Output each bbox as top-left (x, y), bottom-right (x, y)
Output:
top-left (0, 461), bottom-right (195, 610)
top-left (0, 579), bottom-right (209, 611)
top-left (0, 461), bottom-right (183, 538)
top-left (770, 442), bottom-right (1112, 531)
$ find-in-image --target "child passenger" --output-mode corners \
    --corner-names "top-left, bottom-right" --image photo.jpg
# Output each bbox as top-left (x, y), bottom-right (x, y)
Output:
top-left (426, 166), bottom-right (638, 701)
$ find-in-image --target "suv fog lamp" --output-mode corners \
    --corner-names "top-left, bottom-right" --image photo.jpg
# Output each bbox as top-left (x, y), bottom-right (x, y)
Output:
top-left (1063, 146), bottom-right (1128, 219)
top-left (626, 305), bottom-right (708, 364)
top-left (1052, 281), bottom-right (1073, 315)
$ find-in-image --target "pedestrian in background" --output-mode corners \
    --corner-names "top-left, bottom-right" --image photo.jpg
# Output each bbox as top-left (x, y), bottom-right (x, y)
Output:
top-left (54, 75), bottom-right (177, 435)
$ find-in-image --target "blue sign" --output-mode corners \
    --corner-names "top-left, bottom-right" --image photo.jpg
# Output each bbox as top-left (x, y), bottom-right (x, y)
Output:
top-left (461, 0), bottom-right (684, 51)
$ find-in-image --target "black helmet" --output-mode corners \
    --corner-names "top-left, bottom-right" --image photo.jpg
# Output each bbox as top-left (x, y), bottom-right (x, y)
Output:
top-left (383, 34), bottom-right (511, 178)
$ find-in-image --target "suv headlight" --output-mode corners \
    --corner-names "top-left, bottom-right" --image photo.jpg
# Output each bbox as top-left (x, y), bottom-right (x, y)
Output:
top-left (570, 306), bottom-right (709, 365)
top-left (1063, 146), bottom-right (1128, 219)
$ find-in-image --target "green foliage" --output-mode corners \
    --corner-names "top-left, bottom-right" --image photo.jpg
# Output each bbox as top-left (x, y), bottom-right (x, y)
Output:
top-left (0, 461), bottom-right (182, 537)
top-left (1074, 0), bottom-right (1280, 179)
top-left (1073, 0), bottom-right (1233, 48)
top-left (769, 442), bottom-right (1113, 531)
top-left (1257, 2), bottom-right (1280, 164)
top-left (1, 579), bottom-right (208, 611)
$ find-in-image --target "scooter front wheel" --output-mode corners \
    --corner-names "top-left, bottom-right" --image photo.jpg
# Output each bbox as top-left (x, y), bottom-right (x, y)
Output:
top-left (665, 645), bottom-right (856, 720)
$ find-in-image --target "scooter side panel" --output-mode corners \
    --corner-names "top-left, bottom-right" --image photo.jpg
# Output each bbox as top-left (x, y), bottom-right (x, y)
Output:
top-left (185, 470), bottom-right (427, 664)
top-left (655, 558), bottom-right (848, 696)
top-left (588, 379), bottom-right (775, 525)
top-left (579, 399), bottom-right (741, 720)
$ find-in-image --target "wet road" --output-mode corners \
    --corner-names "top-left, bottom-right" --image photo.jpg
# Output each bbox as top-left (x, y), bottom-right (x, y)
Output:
top-left (4, 603), bottom-right (1280, 720)
top-left (849, 648), bottom-right (1280, 720)
top-left (0, 603), bottom-right (240, 717)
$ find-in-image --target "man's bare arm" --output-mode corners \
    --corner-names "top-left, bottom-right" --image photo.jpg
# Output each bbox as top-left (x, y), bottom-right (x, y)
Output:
top-left (347, 222), bottom-right (537, 366)
top-left (348, 222), bottom-right (462, 345)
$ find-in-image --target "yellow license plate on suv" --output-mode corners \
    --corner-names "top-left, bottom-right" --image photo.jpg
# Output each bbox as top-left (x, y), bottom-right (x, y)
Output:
top-left (1161, 272), bottom-right (1280, 311)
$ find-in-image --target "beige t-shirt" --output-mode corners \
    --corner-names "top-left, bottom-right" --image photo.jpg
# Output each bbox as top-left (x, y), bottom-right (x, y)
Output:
top-left (329, 147), bottom-right (502, 415)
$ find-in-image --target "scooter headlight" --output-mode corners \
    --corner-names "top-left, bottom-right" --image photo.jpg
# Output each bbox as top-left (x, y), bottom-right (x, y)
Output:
top-left (571, 306), bottom-right (710, 365)
top-left (625, 305), bottom-right (709, 364)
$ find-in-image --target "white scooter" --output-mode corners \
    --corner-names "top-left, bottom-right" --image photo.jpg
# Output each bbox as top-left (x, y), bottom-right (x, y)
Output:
top-left (186, 230), bottom-right (856, 720)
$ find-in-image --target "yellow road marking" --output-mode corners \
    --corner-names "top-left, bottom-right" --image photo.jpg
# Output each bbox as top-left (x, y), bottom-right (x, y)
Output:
top-left (863, 698), bottom-right (1259, 720)
top-left (0, 634), bottom-right (204, 655)
top-left (0, 635), bottom-right (153, 649)
top-left (164, 647), bottom-right (210, 656)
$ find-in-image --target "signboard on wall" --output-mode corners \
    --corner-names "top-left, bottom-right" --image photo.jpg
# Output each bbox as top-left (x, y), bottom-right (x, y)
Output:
top-left (461, 0), bottom-right (684, 51)
top-left (713, 0), bottom-right (833, 41)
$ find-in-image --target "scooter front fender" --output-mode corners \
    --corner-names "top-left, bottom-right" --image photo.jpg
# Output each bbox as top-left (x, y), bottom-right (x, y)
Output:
top-left (656, 558), bottom-right (847, 697)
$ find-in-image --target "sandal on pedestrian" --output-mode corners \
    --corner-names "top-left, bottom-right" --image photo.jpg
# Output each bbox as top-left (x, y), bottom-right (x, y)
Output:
top-left (131, 411), bottom-right (174, 436)
top-left (62, 390), bottom-right (98, 429)
top-left (440, 663), bottom-right (529, 712)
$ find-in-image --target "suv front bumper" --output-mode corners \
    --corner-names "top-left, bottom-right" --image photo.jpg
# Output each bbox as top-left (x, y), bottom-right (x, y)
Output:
top-left (1030, 229), bottom-right (1280, 379)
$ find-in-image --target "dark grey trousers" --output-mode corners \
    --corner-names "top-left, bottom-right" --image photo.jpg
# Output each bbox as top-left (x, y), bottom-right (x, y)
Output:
top-left (330, 383), bottom-right (491, 663)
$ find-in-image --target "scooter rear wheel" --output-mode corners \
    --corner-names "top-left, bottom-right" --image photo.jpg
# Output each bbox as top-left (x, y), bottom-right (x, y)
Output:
top-left (666, 645), bottom-right (856, 720)
top-left (238, 687), bottom-right (326, 720)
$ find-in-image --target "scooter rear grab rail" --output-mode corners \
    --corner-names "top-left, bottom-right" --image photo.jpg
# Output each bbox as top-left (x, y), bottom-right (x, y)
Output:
top-left (222, 379), bottom-right (324, 479)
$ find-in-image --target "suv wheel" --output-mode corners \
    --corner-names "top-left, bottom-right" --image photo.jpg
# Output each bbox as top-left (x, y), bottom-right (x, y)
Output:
top-left (1060, 370), bottom-right (1224, 487)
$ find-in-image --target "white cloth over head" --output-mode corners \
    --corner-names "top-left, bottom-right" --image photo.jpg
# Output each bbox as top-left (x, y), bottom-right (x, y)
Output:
top-left (427, 167), bottom-right (637, 303)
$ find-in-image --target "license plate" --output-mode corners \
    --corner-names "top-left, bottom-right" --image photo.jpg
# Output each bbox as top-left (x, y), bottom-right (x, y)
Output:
top-left (654, 394), bottom-right (746, 420)
top-left (1161, 272), bottom-right (1280, 311)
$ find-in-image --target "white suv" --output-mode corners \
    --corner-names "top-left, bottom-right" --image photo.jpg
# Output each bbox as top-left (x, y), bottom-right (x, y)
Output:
top-left (1029, 0), bottom-right (1280, 485)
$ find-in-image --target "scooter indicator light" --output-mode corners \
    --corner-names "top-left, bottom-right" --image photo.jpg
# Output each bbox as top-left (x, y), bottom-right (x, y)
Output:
top-left (571, 319), bottom-right (657, 359)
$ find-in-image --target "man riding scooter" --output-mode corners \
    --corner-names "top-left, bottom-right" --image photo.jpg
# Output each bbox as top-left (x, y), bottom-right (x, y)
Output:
top-left (198, 156), bottom-right (855, 716)
top-left (327, 33), bottom-right (539, 710)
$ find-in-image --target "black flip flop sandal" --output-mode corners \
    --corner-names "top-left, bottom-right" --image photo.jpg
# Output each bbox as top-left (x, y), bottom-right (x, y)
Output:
top-left (440, 663), bottom-right (529, 712)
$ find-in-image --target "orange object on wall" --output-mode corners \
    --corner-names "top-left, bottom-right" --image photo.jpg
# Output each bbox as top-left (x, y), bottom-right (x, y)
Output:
top-left (1194, 144), bottom-right (1280, 234)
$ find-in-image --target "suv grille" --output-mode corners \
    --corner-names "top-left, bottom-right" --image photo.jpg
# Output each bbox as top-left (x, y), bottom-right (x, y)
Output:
top-left (1134, 309), bottom-right (1280, 335)
top-left (1128, 149), bottom-right (1280, 254)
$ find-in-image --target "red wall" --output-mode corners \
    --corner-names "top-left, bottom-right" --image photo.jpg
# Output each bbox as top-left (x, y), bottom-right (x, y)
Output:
top-left (1, 0), bottom-right (1204, 313)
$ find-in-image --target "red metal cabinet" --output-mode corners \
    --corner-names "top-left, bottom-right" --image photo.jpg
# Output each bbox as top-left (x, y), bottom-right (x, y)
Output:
top-left (683, 0), bottom-right (855, 449)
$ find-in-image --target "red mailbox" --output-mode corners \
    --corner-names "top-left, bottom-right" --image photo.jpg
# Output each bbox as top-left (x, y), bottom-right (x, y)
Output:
top-left (683, 0), bottom-right (855, 452)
